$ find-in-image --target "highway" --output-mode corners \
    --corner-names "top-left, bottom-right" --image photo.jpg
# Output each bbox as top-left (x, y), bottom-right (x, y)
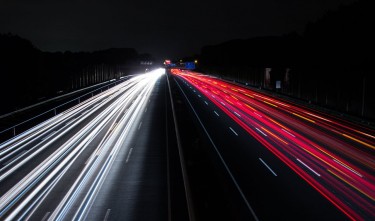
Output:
top-left (170, 69), bottom-right (374, 221)
top-left (0, 66), bottom-right (373, 221)
top-left (0, 69), bottom-right (173, 220)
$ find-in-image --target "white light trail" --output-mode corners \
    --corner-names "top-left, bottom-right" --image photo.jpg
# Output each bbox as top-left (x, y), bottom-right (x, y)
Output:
top-left (0, 68), bottom-right (165, 220)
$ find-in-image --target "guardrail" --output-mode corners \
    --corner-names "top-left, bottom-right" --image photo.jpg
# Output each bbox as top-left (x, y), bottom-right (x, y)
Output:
top-left (0, 77), bottom-right (128, 142)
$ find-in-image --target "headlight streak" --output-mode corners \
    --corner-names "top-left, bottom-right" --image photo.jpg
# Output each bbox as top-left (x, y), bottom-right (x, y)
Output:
top-left (0, 77), bottom-right (142, 163)
top-left (0, 79), bottom-right (139, 163)
top-left (51, 73), bottom-right (160, 220)
top-left (74, 78), bottom-right (157, 221)
top-left (1, 92), bottom-right (128, 218)
top-left (171, 69), bottom-right (375, 221)
top-left (0, 69), bottom-right (165, 220)
top-left (0, 80), bottom-right (137, 182)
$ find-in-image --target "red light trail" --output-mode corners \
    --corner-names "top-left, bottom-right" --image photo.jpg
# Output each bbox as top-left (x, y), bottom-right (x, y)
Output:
top-left (171, 69), bottom-right (375, 221)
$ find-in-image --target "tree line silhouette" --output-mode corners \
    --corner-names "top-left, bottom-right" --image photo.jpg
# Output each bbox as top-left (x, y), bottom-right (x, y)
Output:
top-left (0, 33), bottom-right (152, 115)
top-left (198, 0), bottom-right (374, 121)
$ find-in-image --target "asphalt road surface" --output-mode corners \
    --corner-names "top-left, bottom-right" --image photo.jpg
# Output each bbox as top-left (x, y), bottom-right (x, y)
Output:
top-left (1, 67), bottom-right (373, 221)
top-left (170, 69), bottom-right (374, 221)
top-left (0, 69), bottom-right (189, 221)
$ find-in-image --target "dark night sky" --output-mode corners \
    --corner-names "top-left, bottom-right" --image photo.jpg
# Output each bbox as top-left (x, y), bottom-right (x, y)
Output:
top-left (1, 0), bottom-right (356, 59)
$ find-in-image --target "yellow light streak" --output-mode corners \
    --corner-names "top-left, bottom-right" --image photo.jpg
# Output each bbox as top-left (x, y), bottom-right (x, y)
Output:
top-left (292, 112), bottom-right (315, 123)
top-left (263, 100), bottom-right (278, 107)
top-left (342, 133), bottom-right (375, 150)
top-left (245, 103), bottom-right (256, 111)
top-left (261, 127), bottom-right (288, 145)
top-left (327, 169), bottom-right (374, 201)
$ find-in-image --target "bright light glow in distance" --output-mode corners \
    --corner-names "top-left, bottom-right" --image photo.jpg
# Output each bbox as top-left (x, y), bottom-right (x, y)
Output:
top-left (0, 68), bottom-right (165, 220)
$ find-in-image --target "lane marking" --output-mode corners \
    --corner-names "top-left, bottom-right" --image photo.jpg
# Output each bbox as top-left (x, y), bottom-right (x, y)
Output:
top-left (144, 107), bottom-right (147, 113)
top-left (65, 119), bottom-right (76, 126)
top-left (3, 150), bottom-right (27, 166)
top-left (204, 101), bottom-right (208, 105)
top-left (126, 148), bottom-right (133, 163)
top-left (138, 122), bottom-right (142, 130)
top-left (220, 101), bottom-right (226, 106)
top-left (41, 131), bottom-right (57, 141)
top-left (254, 112), bottom-right (262, 118)
top-left (173, 78), bottom-right (259, 220)
top-left (229, 127), bottom-right (238, 136)
top-left (333, 159), bottom-right (363, 177)
top-left (234, 112), bottom-right (241, 117)
top-left (297, 158), bottom-right (321, 177)
top-left (282, 128), bottom-right (295, 137)
top-left (255, 128), bottom-right (267, 137)
top-left (214, 111), bottom-right (220, 117)
top-left (84, 156), bottom-right (92, 165)
top-left (198, 95), bottom-right (201, 98)
top-left (103, 209), bottom-right (111, 221)
top-left (41, 212), bottom-right (51, 221)
top-left (259, 158), bottom-right (277, 176)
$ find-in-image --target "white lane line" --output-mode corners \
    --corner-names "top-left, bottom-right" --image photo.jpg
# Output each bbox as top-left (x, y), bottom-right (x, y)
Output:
top-left (41, 212), bottom-right (51, 221)
top-left (144, 107), bottom-right (147, 113)
top-left (204, 101), bottom-right (208, 105)
top-left (103, 209), bottom-right (111, 221)
top-left (255, 128), bottom-right (267, 136)
top-left (193, 90), bottom-right (196, 93)
top-left (282, 129), bottom-right (295, 137)
top-left (333, 159), bottom-right (362, 177)
top-left (229, 127), bottom-right (238, 136)
top-left (254, 112), bottom-right (262, 118)
top-left (80, 109), bottom-right (91, 116)
top-left (65, 119), bottom-right (76, 126)
top-left (259, 158), bottom-right (277, 176)
top-left (297, 159), bottom-right (321, 177)
top-left (174, 78), bottom-right (259, 220)
top-left (234, 112), bottom-right (241, 117)
top-left (138, 122), bottom-right (142, 130)
top-left (126, 148), bottom-right (133, 163)
top-left (220, 101), bottom-right (226, 106)
top-left (198, 95), bottom-right (201, 98)
top-left (214, 111), bottom-right (220, 117)
top-left (84, 156), bottom-right (92, 165)
top-left (3, 150), bottom-right (27, 166)
top-left (41, 131), bottom-right (57, 141)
